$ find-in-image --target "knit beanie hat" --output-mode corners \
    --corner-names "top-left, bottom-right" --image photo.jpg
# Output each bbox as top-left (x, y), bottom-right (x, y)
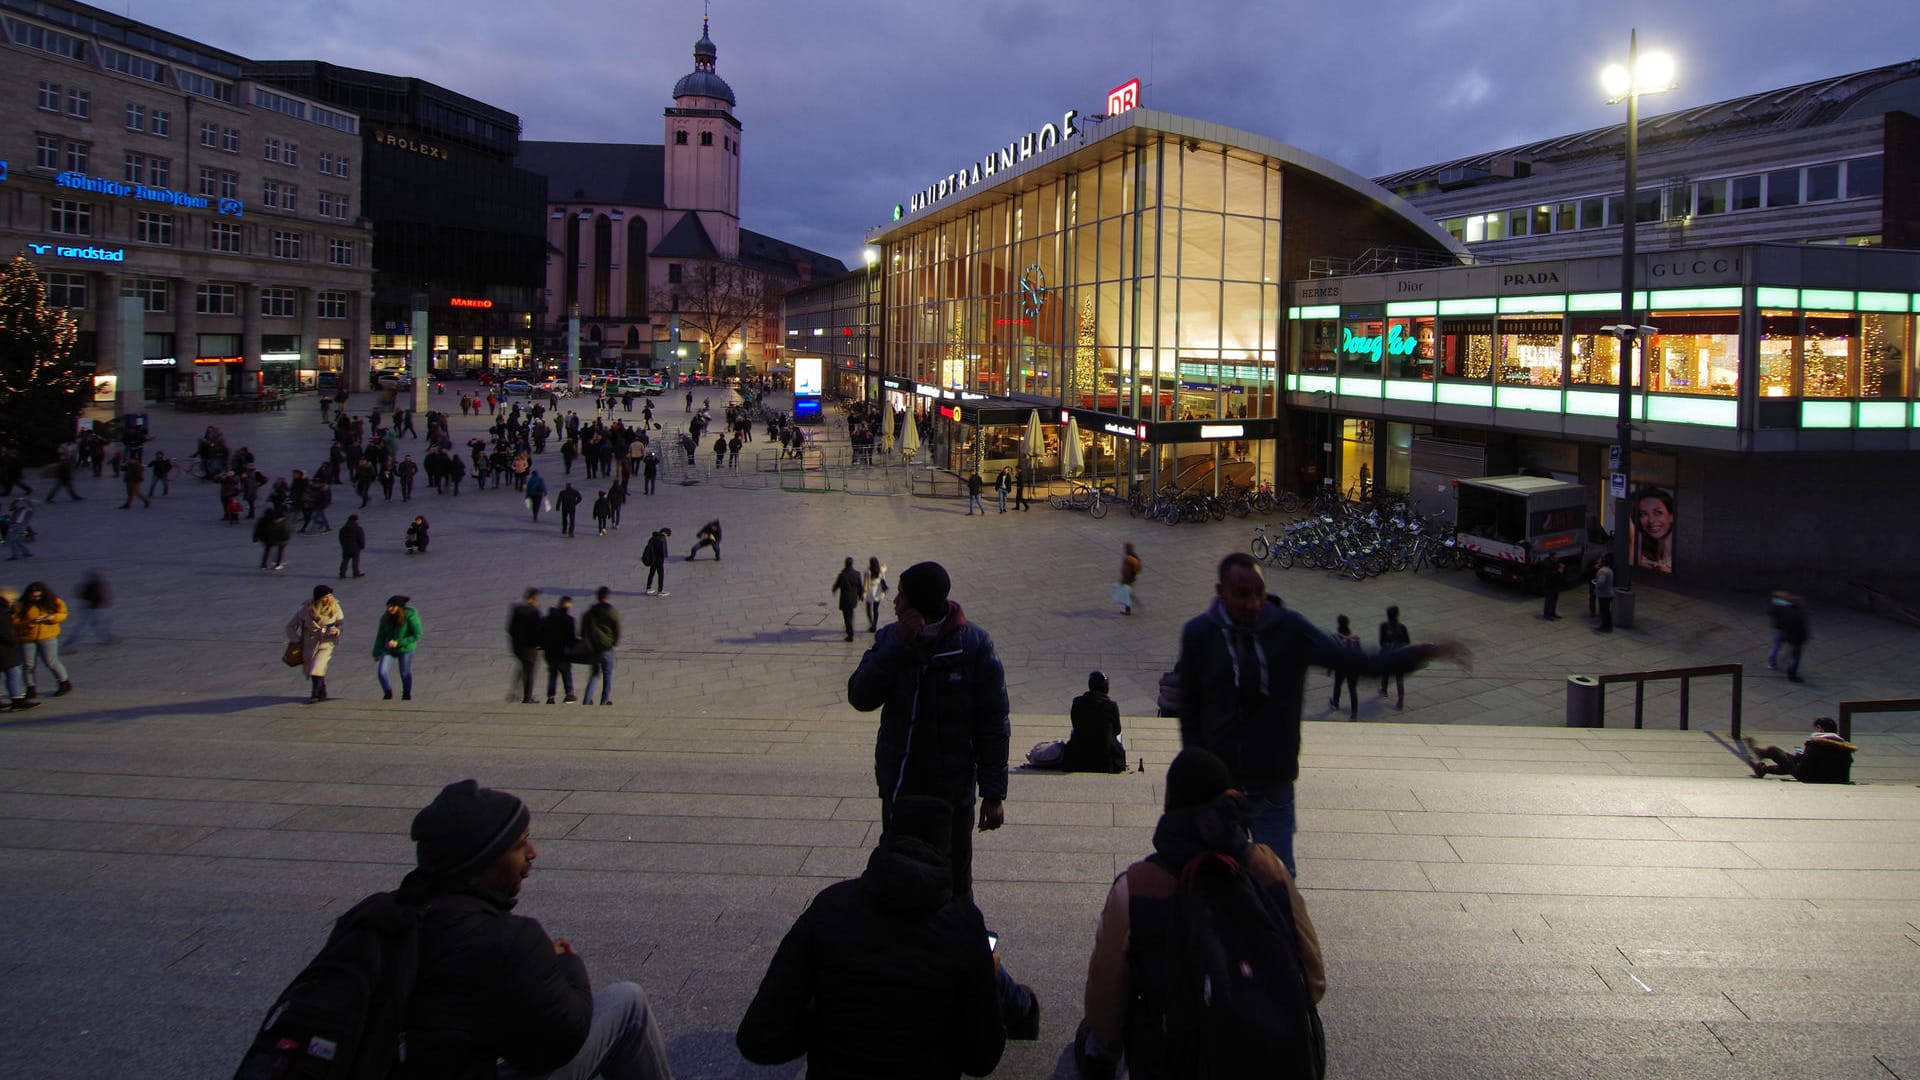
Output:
top-left (885, 795), bottom-right (953, 854)
top-left (312, 585), bottom-right (333, 601)
top-left (898, 561), bottom-right (951, 620)
top-left (410, 779), bottom-right (530, 882)
top-left (1164, 748), bottom-right (1233, 812)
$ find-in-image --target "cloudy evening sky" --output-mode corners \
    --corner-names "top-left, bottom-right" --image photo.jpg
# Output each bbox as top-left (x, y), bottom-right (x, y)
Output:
top-left (128, 0), bottom-right (1920, 268)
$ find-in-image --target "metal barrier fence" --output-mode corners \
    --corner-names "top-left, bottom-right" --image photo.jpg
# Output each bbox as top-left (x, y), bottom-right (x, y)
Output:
top-left (1566, 663), bottom-right (1744, 734)
top-left (1834, 697), bottom-right (1920, 742)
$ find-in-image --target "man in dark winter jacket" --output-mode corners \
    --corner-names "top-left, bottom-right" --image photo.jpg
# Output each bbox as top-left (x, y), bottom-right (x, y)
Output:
top-left (579, 587), bottom-right (620, 706)
top-left (831, 557), bottom-right (864, 642)
top-left (641, 528), bottom-right (672, 596)
top-left (848, 561), bottom-right (1010, 900)
top-left (540, 597), bottom-right (578, 704)
top-left (389, 779), bottom-right (675, 1078)
top-left (1178, 552), bottom-right (1456, 876)
top-left (737, 796), bottom-right (1008, 1079)
top-left (1064, 671), bottom-right (1126, 774)
top-left (507, 588), bottom-right (543, 704)
top-left (337, 514), bottom-right (367, 578)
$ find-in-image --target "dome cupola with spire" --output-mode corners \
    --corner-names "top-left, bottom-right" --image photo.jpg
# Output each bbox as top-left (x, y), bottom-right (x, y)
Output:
top-left (672, 17), bottom-right (735, 106)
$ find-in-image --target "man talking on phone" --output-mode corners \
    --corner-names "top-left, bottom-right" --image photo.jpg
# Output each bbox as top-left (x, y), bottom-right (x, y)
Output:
top-left (848, 561), bottom-right (1010, 902)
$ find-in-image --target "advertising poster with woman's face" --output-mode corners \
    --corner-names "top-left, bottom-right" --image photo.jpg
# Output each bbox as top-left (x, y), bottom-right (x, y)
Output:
top-left (1630, 486), bottom-right (1676, 574)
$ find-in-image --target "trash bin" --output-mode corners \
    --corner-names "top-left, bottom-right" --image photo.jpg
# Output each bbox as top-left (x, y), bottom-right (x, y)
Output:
top-left (122, 412), bottom-right (149, 434)
top-left (1565, 675), bottom-right (1602, 727)
top-left (1613, 586), bottom-right (1636, 629)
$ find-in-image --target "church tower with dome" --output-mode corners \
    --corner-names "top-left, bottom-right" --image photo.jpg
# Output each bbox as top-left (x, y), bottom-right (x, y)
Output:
top-left (663, 17), bottom-right (741, 259)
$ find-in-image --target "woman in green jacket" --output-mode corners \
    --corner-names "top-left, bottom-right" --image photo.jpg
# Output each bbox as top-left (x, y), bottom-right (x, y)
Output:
top-left (371, 595), bottom-right (422, 700)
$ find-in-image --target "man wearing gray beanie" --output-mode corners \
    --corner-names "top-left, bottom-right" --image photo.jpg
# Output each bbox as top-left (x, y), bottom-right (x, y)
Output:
top-left (848, 560), bottom-right (1011, 901)
top-left (388, 779), bottom-right (677, 1079)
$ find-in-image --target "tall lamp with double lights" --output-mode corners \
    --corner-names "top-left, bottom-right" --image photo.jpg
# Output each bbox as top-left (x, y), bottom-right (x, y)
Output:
top-left (1599, 32), bottom-right (1675, 626)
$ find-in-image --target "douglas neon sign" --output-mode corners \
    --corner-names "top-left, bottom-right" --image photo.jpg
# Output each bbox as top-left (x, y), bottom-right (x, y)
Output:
top-left (1341, 324), bottom-right (1418, 363)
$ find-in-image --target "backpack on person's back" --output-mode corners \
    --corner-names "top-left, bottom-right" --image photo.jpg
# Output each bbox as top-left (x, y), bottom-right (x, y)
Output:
top-left (232, 891), bottom-right (424, 1080)
top-left (1145, 850), bottom-right (1325, 1079)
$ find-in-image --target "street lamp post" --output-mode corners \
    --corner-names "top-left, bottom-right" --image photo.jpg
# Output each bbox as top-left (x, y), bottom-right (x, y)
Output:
top-left (1600, 31), bottom-right (1675, 624)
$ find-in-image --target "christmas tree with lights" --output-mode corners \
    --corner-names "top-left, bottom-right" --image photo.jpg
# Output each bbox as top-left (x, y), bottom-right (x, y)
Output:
top-left (0, 254), bottom-right (87, 457)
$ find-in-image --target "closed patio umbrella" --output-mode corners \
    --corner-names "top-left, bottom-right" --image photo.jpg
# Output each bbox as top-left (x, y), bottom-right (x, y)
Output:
top-left (900, 410), bottom-right (921, 461)
top-left (881, 403), bottom-right (895, 453)
top-left (1061, 416), bottom-right (1085, 477)
top-left (1023, 410), bottom-right (1044, 458)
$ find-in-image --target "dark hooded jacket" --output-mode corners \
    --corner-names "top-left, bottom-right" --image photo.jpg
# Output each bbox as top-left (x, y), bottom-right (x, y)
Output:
top-left (386, 870), bottom-right (593, 1079)
top-left (847, 600), bottom-right (1010, 807)
top-left (1178, 597), bottom-right (1426, 787)
top-left (735, 832), bottom-right (1005, 1079)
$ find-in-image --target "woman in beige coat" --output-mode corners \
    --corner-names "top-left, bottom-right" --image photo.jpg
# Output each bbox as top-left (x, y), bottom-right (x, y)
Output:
top-left (287, 584), bottom-right (345, 702)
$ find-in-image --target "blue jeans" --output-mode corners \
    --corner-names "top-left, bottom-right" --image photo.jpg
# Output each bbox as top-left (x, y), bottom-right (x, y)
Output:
top-left (22, 638), bottom-right (67, 689)
top-left (3, 665), bottom-right (23, 701)
top-left (1766, 628), bottom-right (1783, 667)
top-left (583, 652), bottom-right (614, 704)
top-left (376, 652), bottom-right (413, 696)
top-left (996, 488), bottom-right (1007, 512)
top-left (497, 981), bottom-right (672, 1080)
top-left (67, 607), bottom-right (112, 645)
top-left (968, 492), bottom-right (984, 514)
top-left (1245, 783), bottom-right (1297, 878)
top-left (4, 531), bottom-right (27, 559)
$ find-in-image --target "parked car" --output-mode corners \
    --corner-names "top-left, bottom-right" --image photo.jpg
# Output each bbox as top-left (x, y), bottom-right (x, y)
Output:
top-left (376, 373), bottom-right (414, 391)
top-left (501, 379), bottom-right (534, 395)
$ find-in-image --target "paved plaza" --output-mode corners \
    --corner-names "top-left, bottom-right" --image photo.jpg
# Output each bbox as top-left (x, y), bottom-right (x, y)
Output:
top-left (0, 393), bottom-right (1916, 1078)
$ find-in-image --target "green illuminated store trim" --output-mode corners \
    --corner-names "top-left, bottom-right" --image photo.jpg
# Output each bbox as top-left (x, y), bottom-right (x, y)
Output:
top-left (1495, 386), bottom-right (1563, 413)
top-left (1435, 382), bottom-right (1493, 407)
top-left (1382, 381), bottom-right (1435, 403)
top-left (1498, 295), bottom-right (1566, 314)
top-left (1385, 300), bottom-right (1437, 317)
top-left (1647, 396), bottom-right (1736, 428)
top-left (1437, 297), bottom-right (1497, 316)
top-left (1568, 292), bottom-right (1617, 312)
top-left (1338, 377), bottom-right (1382, 398)
top-left (1856, 291), bottom-right (1909, 313)
top-left (1857, 401), bottom-right (1908, 429)
top-left (1755, 287), bottom-right (1799, 309)
top-left (1564, 389), bottom-right (1621, 418)
top-left (1800, 401), bottom-right (1853, 428)
top-left (1298, 304), bottom-right (1338, 320)
top-left (1284, 373), bottom-right (1299, 391)
top-left (1649, 287), bottom-right (1741, 309)
top-left (1286, 306), bottom-right (1299, 320)
top-left (1800, 289), bottom-right (1854, 311)
top-left (1297, 374), bottom-right (1338, 394)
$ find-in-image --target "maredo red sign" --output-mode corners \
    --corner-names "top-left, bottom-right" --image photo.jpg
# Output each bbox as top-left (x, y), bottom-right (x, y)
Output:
top-left (449, 297), bottom-right (493, 309)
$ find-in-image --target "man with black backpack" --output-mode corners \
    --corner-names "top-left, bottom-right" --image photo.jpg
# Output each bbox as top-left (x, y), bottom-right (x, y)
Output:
top-left (1076, 749), bottom-right (1326, 1080)
top-left (235, 779), bottom-right (675, 1079)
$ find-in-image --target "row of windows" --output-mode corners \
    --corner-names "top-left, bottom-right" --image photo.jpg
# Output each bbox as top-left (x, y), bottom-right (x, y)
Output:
top-left (43, 275), bottom-right (351, 321)
top-left (7, 16), bottom-right (85, 60)
top-left (37, 81), bottom-right (90, 119)
top-left (199, 121), bottom-right (242, 153)
top-left (316, 152), bottom-right (352, 179)
top-left (45, 199), bottom-right (354, 263)
top-left (670, 129), bottom-right (739, 154)
top-left (122, 102), bottom-right (171, 136)
top-left (1441, 155), bottom-right (1885, 243)
top-left (9, 10), bottom-right (238, 101)
top-left (263, 137), bottom-right (298, 166)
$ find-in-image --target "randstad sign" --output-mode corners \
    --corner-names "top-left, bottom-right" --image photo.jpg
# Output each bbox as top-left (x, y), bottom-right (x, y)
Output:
top-left (905, 110), bottom-right (1081, 215)
top-left (27, 242), bottom-right (125, 262)
top-left (55, 171), bottom-right (244, 216)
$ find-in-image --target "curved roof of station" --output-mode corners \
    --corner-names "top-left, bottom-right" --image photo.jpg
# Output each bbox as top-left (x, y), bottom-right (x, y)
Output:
top-left (871, 108), bottom-right (1467, 258)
